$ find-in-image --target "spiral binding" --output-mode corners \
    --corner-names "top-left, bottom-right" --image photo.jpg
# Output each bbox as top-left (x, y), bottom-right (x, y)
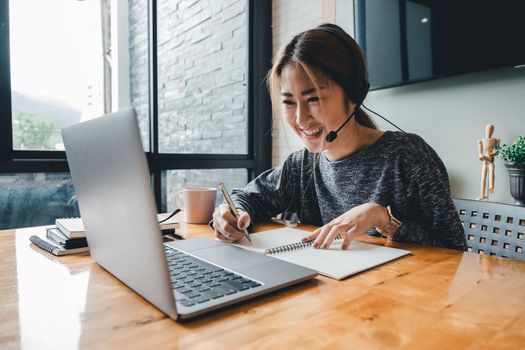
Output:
top-left (264, 235), bottom-right (342, 255)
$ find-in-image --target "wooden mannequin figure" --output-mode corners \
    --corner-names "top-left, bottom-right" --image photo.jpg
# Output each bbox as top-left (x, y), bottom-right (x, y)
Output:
top-left (477, 124), bottom-right (500, 201)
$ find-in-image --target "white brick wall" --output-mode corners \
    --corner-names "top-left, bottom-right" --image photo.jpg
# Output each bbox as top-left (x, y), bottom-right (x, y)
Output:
top-left (271, 0), bottom-right (329, 167)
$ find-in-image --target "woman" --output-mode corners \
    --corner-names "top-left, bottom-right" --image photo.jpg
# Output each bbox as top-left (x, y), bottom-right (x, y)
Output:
top-left (212, 23), bottom-right (466, 251)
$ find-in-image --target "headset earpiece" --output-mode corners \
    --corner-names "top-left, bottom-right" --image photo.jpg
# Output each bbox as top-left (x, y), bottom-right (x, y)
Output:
top-left (317, 25), bottom-right (369, 104)
top-left (359, 82), bottom-right (370, 105)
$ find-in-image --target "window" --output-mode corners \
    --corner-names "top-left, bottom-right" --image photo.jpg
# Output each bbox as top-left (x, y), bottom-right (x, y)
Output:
top-left (9, 0), bottom-right (110, 151)
top-left (0, 0), bottom-right (272, 229)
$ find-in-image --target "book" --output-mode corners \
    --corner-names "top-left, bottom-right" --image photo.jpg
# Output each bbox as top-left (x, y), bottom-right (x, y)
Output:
top-left (55, 218), bottom-right (85, 238)
top-left (55, 214), bottom-right (181, 239)
top-left (46, 227), bottom-right (88, 249)
top-left (232, 228), bottom-right (411, 280)
top-left (30, 234), bottom-right (90, 256)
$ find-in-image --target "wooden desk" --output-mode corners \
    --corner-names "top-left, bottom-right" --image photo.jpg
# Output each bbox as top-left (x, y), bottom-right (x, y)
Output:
top-left (1, 223), bottom-right (525, 349)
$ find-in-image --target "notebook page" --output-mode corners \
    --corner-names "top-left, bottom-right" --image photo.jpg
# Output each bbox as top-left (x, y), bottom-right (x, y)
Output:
top-left (232, 228), bottom-right (312, 253)
top-left (272, 240), bottom-right (410, 280)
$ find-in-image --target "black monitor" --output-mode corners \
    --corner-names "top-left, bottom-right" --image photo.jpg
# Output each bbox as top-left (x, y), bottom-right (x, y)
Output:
top-left (354, 0), bottom-right (525, 90)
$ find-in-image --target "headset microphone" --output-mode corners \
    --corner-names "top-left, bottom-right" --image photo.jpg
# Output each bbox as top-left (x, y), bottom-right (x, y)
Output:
top-left (325, 104), bottom-right (361, 143)
top-left (325, 80), bottom-right (369, 143)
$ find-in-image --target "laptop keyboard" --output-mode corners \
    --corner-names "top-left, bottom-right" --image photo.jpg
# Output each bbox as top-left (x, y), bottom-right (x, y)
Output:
top-left (164, 246), bottom-right (262, 307)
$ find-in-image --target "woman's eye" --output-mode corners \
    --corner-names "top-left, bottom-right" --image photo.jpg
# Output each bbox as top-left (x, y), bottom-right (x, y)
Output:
top-left (307, 97), bottom-right (320, 103)
top-left (282, 100), bottom-right (295, 106)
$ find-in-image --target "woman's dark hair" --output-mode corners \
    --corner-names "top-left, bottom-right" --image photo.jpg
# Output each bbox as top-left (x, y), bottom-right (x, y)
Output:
top-left (267, 23), bottom-right (377, 129)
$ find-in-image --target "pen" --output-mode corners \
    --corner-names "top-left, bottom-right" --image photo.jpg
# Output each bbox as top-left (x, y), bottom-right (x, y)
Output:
top-left (218, 182), bottom-right (252, 243)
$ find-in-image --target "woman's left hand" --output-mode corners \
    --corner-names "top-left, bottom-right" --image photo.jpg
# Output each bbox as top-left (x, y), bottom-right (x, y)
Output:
top-left (303, 203), bottom-right (390, 250)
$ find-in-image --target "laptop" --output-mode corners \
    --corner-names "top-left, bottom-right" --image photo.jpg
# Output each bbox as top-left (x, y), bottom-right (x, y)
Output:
top-left (61, 108), bottom-right (317, 320)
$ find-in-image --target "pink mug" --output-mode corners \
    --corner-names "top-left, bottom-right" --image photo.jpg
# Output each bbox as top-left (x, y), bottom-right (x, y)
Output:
top-left (175, 187), bottom-right (217, 224)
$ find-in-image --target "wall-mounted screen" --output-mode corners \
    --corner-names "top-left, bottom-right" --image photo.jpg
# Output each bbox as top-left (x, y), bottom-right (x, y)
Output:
top-left (354, 0), bottom-right (525, 90)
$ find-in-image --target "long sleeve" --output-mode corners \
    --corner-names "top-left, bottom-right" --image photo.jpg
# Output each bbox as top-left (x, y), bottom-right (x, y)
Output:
top-left (393, 136), bottom-right (467, 251)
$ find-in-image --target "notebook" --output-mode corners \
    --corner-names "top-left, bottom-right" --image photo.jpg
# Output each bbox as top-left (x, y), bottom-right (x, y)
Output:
top-left (30, 233), bottom-right (90, 256)
top-left (55, 214), bottom-right (181, 239)
top-left (233, 228), bottom-right (411, 280)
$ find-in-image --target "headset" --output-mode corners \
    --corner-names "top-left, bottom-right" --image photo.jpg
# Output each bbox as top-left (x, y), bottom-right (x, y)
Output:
top-left (316, 25), bottom-right (404, 142)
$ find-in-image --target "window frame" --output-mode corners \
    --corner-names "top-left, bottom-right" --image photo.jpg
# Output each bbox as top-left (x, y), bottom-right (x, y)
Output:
top-left (0, 0), bottom-right (272, 212)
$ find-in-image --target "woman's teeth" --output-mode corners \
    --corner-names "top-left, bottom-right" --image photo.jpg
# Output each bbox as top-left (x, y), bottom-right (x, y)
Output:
top-left (302, 127), bottom-right (322, 137)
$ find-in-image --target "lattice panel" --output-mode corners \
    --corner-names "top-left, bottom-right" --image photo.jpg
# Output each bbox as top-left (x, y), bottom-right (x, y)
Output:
top-left (454, 198), bottom-right (525, 260)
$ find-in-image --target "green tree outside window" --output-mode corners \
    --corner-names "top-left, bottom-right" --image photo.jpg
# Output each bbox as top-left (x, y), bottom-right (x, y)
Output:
top-left (13, 111), bottom-right (54, 150)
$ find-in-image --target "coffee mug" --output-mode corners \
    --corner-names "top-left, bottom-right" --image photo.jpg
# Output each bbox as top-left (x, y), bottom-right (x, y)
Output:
top-left (175, 187), bottom-right (217, 224)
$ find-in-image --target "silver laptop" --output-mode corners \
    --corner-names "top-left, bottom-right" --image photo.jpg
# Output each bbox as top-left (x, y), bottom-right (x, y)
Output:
top-left (61, 108), bottom-right (317, 320)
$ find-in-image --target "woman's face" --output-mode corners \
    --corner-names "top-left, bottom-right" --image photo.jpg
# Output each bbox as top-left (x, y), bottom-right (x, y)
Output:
top-left (280, 64), bottom-right (351, 153)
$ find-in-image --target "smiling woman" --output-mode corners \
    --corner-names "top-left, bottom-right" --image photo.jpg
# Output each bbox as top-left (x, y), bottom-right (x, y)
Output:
top-left (204, 23), bottom-right (467, 251)
top-left (277, 65), bottom-right (382, 161)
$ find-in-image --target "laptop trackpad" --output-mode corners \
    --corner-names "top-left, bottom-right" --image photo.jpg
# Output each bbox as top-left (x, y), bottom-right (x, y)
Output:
top-left (190, 244), bottom-right (273, 270)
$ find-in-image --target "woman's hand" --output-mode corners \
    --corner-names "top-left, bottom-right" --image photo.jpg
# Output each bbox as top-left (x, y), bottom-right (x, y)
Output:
top-left (303, 203), bottom-right (390, 250)
top-left (212, 203), bottom-right (251, 243)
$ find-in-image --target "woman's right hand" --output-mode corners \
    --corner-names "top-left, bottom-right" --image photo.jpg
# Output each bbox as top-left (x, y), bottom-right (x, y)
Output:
top-left (212, 203), bottom-right (251, 243)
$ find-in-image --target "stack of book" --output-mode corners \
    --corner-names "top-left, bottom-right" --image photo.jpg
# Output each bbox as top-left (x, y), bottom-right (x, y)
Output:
top-left (28, 218), bottom-right (90, 256)
top-left (46, 218), bottom-right (89, 252)
top-left (30, 214), bottom-right (181, 256)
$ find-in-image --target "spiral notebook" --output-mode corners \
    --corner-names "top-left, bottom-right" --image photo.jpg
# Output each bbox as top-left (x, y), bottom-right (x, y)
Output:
top-left (233, 228), bottom-right (410, 280)
top-left (30, 234), bottom-right (90, 256)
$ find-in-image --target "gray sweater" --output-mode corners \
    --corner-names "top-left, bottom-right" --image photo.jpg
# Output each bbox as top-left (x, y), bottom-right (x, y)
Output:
top-left (231, 131), bottom-right (467, 251)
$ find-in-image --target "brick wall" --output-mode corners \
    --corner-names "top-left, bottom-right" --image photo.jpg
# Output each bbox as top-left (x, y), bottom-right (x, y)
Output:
top-left (156, 0), bottom-right (247, 154)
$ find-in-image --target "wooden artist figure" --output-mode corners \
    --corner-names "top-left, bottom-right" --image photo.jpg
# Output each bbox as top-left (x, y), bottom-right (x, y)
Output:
top-left (477, 124), bottom-right (499, 200)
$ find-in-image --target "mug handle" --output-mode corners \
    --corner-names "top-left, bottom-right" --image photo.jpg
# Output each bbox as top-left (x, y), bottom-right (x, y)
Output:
top-left (175, 191), bottom-right (184, 210)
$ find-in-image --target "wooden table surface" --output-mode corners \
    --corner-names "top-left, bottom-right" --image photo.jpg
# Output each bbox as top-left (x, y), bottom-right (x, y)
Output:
top-left (1, 222), bottom-right (525, 349)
